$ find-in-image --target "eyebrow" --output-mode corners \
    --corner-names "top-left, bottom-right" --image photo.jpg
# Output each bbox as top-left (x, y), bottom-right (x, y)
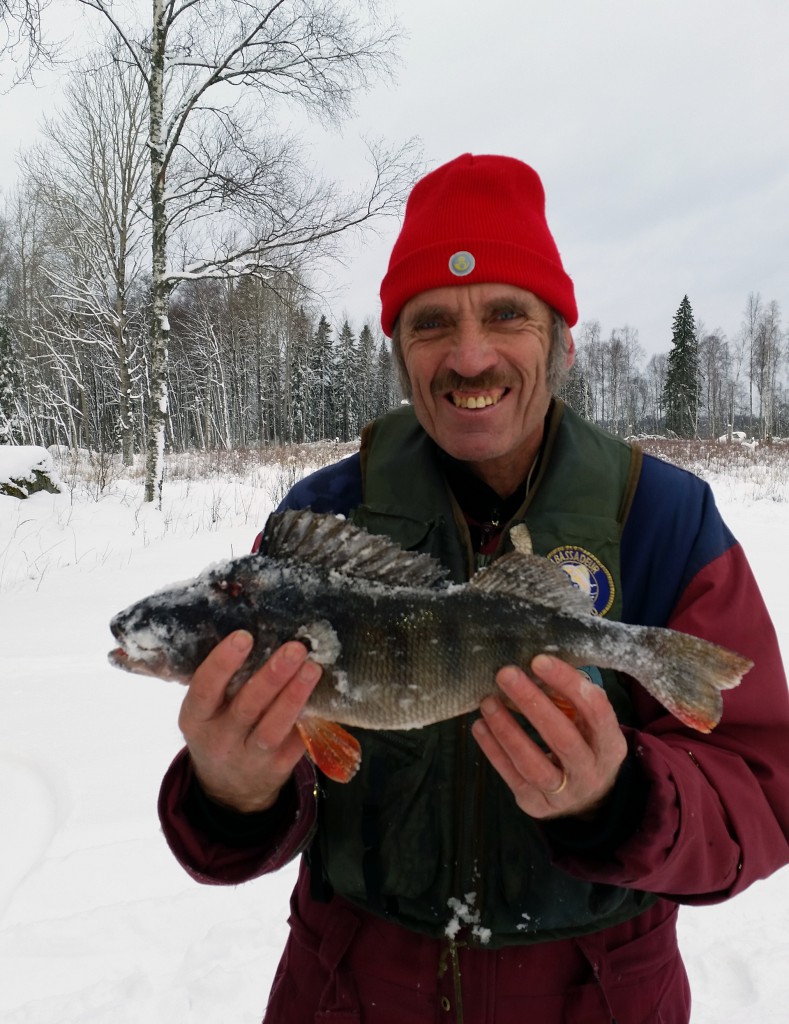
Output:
top-left (403, 293), bottom-right (531, 331)
top-left (402, 303), bottom-right (448, 331)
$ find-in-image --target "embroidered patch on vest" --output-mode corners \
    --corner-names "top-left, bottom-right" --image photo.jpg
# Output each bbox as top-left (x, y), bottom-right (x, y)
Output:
top-left (546, 546), bottom-right (615, 617)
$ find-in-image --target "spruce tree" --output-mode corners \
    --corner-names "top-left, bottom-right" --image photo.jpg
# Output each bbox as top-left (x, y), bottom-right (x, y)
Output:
top-left (374, 337), bottom-right (400, 416)
top-left (559, 362), bottom-right (593, 420)
top-left (287, 308), bottom-right (312, 443)
top-left (309, 315), bottom-right (334, 440)
top-left (356, 323), bottom-right (376, 428)
top-left (663, 296), bottom-right (701, 437)
top-left (0, 316), bottom-right (21, 443)
top-left (335, 320), bottom-right (358, 441)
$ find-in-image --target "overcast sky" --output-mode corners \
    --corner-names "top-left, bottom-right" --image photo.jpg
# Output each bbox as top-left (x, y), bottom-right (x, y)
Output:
top-left (1, 0), bottom-right (787, 358)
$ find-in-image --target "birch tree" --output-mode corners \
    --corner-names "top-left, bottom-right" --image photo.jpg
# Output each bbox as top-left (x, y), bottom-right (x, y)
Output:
top-left (698, 329), bottom-right (730, 439)
top-left (71, 0), bottom-right (417, 503)
top-left (22, 48), bottom-right (150, 462)
top-left (754, 300), bottom-right (782, 440)
top-left (645, 353), bottom-right (667, 433)
top-left (573, 320), bottom-right (605, 422)
top-left (606, 325), bottom-right (643, 436)
top-left (1, 183), bottom-right (54, 445)
top-left (742, 292), bottom-right (762, 432)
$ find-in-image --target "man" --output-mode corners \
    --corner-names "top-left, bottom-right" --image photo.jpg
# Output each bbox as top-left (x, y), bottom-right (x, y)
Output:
top-left (159, 154), bottom-right (789, 1022)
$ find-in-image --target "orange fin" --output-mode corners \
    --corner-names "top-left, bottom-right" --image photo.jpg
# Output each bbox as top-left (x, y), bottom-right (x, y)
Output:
top-left (547, 691), bottom-right (578, 722)
top-left (296, 718), bottom-right (361, 783)
top-left (502, 690), bottom-right (578, 722)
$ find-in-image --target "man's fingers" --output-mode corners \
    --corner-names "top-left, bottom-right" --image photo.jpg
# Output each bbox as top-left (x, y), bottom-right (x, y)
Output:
top-left (230, 641), bottom-right (311, 729)
top-left (181, 630), bottom-right (254, 722)
top-left (474, 658), bottom-right (627, 818)
top-left (495, 662), bottom-right (582, 754)
top-left (473, 701), bottom-right (562, 794)
top-left (248, 657), bottom-right (323, 750)
top-left (179, 639), bottom-right (321, 814)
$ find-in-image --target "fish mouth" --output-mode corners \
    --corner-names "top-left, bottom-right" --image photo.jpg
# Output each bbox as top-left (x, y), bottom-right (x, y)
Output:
top-left (108, 645), bottom-right (183, 682)
top-left (448, 387), bottom-right (509, 410)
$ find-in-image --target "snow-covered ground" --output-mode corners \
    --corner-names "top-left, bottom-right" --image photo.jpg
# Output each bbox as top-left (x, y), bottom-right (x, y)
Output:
top-left (1, 445), bottom-right (788, 1023)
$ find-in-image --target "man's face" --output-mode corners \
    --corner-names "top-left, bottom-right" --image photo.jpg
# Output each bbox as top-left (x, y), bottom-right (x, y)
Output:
top-left (398, 283), bottom-right (567, 496)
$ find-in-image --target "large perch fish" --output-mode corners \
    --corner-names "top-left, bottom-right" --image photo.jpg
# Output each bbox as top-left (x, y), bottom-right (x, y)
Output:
top-left (108, 509), bottom-right (751, 782)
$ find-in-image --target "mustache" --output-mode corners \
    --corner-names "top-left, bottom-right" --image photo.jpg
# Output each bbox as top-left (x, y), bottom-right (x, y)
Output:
top-left (431, 371), bottom-right (513, 396)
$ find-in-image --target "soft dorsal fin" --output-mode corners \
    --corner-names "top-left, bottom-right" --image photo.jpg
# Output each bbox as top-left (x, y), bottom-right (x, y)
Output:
top-left (469, 549), bottom-right (595, 616)
top-left (261, 508), bottom-right (449, 588)
top-left (510, 523), bottom-right (533, 555)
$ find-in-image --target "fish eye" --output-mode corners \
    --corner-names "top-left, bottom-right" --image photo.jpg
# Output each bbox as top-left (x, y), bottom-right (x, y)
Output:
top-left (213, 579), bottom-right (244, 598)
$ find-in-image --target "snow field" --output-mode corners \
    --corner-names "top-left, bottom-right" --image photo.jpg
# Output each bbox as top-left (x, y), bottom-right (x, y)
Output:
top-left (1, 447), bottom-right (788, 1022)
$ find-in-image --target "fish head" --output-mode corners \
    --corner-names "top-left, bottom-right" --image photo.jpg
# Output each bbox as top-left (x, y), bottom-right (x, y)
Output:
top-left (108, 555), bottom-right (284, 686)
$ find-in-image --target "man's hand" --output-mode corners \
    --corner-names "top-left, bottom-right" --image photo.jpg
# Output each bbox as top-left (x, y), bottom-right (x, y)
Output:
top-left (178, 633), bottom-right (321, 814)
top-left (471, 654), bottom-right (627, 819)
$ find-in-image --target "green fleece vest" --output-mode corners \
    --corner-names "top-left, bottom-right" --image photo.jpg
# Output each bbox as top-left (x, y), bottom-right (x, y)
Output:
top-left (311, 402), bottom-right (655, 948)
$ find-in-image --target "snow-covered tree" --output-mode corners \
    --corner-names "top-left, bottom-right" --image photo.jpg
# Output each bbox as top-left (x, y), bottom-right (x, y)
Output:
top-left (69, 0), bottom-right (418, 503)
top-left (309, 315), bottom-right (334, 440)
top-left (663, 295), bottom-right (701, 437)
top-left (334, 319), bottom-right (358, 441)
top-left (559, 361), bottom-right (593, 420)
top-left (373, 334), bottom-right (400, 417)
top-left (0, 313), bottom-right (22, 441)
top-left (355, 322), bottom-right (376, 428)
top-left (22, 46), bottom-right (149, 463)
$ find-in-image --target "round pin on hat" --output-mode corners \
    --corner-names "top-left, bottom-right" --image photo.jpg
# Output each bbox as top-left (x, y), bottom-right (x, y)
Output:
top-left (448, 251), bottom-right (475, 276)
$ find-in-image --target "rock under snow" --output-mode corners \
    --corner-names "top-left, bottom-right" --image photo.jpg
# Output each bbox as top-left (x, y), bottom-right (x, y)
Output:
top-left (0, 445), bottom-right (61, 498)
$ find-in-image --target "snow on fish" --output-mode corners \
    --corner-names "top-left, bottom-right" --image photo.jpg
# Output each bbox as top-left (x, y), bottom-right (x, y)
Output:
top-left (108, 508), bottom-right (752, 782)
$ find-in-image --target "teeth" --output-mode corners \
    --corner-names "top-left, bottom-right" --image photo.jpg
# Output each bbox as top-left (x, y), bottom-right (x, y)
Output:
top-left (451, 392), bottom-right (502, 409)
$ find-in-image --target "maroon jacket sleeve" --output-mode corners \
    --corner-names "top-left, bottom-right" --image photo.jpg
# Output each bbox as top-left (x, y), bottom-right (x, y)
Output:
top-left (553, 541), bottom-right (789, 902)
top-left (158, 747), bottom-right (318, 885)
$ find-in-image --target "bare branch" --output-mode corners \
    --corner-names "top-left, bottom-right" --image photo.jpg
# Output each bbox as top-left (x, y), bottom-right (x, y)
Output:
top-left (0, 0), bottom-right (58, 83)
top-left (73, 0), bottom-right (151, 84)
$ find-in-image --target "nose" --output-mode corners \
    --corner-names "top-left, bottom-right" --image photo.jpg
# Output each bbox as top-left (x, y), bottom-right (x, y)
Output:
top-left (444, 317), bottom-right (498, 378)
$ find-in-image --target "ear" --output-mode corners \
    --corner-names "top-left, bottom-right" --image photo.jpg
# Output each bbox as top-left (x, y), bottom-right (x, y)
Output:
top-left (564, 327), bottom-right (575, 368)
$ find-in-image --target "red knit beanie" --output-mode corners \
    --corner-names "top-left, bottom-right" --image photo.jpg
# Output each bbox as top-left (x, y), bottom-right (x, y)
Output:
top-left (379, 153), bottom-right (577, 336)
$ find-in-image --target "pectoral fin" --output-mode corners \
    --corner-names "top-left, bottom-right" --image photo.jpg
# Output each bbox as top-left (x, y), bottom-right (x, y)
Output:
top-left (297, 717), bottom-right (362, 783)
top-left (501, 689), bottom-right (578, 722)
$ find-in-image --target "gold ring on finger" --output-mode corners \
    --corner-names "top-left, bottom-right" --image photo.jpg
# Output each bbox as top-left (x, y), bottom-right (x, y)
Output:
top-left (546, 768), bottom-right (568, 796)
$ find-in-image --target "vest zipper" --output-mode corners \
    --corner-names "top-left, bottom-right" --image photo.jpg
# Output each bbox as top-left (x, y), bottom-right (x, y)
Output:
top-left (449, 939), bottom-right (464, 1023)
top-left (438, 937), bottom-right (466, 1022)
top-left (449, 499), bottom-right (490, 964)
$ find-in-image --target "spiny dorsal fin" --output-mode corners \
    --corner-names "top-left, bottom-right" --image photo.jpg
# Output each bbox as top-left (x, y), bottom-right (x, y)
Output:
top-left (469, 549), bottom-right (595, 616)
top-left (261, 509), bottom-right (449, 589)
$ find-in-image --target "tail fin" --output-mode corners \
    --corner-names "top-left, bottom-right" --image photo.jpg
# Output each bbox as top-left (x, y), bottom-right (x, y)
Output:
top-left (632, 628), bottom-right (752, 732)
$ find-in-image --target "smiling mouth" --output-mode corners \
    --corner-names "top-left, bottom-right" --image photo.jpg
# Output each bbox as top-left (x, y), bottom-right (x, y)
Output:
top-left (450, 388), bottom-right (508, 409)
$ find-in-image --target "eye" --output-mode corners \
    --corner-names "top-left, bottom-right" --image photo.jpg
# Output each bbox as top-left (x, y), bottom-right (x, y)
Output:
top-left (491, 307), bottom-right (524, 323)
top-left (413, 316), bottom-right (444, 332)
top-left (406, 307), bottom-right (449, 335)
top-left (213, 580), bottom-right (244, 598)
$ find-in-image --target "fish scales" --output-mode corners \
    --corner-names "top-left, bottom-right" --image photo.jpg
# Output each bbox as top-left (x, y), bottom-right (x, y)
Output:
top-left (303, 590), bottom-right (577, 729)
top-left (108, 509), bottom-right (753, 782)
